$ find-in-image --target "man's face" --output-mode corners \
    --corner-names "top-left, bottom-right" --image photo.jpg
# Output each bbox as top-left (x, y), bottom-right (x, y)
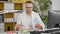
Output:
top-left (25, 3), bottom-right (33, 14)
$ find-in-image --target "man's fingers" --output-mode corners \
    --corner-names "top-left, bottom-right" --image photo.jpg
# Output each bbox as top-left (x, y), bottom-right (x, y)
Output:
top-left (35, 23), bottom-right (43, 29)
top-left (16, 24), bottom-right (22, 30)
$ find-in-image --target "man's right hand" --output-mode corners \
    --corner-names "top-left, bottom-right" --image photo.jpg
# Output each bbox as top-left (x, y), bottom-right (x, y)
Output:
top-left (16, 24), bottom-right (22, 31)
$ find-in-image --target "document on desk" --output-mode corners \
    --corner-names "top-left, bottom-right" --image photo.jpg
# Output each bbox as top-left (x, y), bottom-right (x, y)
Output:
top-left (29, 28), bottom-right (60, 33)
top-left (36, 28), bottom-right (60, 31)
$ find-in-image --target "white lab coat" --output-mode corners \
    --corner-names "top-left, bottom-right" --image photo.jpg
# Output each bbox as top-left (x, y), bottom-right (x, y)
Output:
top-left (17, 11), bottom-right (45, 30)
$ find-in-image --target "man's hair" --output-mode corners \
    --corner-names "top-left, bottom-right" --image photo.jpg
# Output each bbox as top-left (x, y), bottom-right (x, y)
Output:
top-left (25, 1), bottom-right (33, 4)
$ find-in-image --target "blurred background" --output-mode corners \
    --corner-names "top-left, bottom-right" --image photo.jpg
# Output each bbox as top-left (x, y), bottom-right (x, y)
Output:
top-left (0, 0), bottom-right (60, 33)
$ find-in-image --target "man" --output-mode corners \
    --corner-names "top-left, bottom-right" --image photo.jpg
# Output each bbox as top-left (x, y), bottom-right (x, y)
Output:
top-left (16, 1), bottom-right (45, 30)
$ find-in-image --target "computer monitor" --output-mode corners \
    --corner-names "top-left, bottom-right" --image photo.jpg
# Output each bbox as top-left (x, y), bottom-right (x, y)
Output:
top-left (47, 10), bottom-right (60, 28)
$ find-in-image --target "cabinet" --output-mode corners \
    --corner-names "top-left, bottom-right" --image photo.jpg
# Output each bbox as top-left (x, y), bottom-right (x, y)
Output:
top-left (14, 3), bottom-right (23, 10)
top-left (4, 22), bottom-right (16, 32)
top-left (4, 12), bottom-right (16, 32)
top-left (4, 12), bottom-right (14, 18)
top-left (0, 2), bottom-right (4, 11)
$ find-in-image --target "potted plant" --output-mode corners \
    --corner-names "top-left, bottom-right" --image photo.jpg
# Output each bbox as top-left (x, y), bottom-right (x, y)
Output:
top-left (33, 0), bottom-right (52, 23)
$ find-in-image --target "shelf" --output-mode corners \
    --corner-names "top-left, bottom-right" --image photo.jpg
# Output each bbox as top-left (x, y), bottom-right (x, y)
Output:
top-left (11, 0), bottom-right (31, 3)
top-left (0, 2), bottom-right (4, 11)
top-left (14, 3), bottom-right (23, 10)
top-left (4, 12), bottom-right (14, 18)
top-left (4, 22), bottom-right (16, 32)
top-left (11, 0), bottom-right (24, 3)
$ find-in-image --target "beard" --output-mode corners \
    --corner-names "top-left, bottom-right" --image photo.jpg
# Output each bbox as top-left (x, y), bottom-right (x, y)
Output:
top-left (26, 11), bottom-right (32, 14)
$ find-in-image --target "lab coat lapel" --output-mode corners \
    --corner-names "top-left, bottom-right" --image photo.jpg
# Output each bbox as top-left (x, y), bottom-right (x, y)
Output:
top-left (32, 11), bottom-right (38, 30)
top-left (32, 11), bottom-right (36, 30)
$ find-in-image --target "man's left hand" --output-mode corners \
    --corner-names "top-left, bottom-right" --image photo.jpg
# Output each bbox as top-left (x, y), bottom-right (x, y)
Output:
top-left (35, 23), bottom-right (43, 29)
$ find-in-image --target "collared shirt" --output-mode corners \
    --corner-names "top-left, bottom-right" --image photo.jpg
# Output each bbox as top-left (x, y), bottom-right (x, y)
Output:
top-left (17, 11), bottom-right (45, 30)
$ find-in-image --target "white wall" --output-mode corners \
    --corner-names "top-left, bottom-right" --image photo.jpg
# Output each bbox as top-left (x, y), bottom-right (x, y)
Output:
top-left (52, 0), bottom-right (60, 10)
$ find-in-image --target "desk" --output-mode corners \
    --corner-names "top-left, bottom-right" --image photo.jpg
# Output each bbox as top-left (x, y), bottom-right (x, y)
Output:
top-left (0, 28), bottom-right (60, 34)
top-left (30, 28), bottom-right (60, 34)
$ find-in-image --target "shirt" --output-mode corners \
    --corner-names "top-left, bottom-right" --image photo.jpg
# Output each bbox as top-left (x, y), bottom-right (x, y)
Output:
top-left (26, 14), bottom-right (33, 30)
top-left (17, 11), bottom-right (45, 30)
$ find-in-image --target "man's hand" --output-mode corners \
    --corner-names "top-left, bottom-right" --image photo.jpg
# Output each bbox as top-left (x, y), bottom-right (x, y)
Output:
top-left (16, 24), bottom-right (22, 31)
top-left (35, 23), bottom-right (43, 29)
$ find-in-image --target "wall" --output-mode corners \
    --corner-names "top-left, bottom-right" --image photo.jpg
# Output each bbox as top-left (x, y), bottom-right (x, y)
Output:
top-left (52, 0), bottom-right (60, 10)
